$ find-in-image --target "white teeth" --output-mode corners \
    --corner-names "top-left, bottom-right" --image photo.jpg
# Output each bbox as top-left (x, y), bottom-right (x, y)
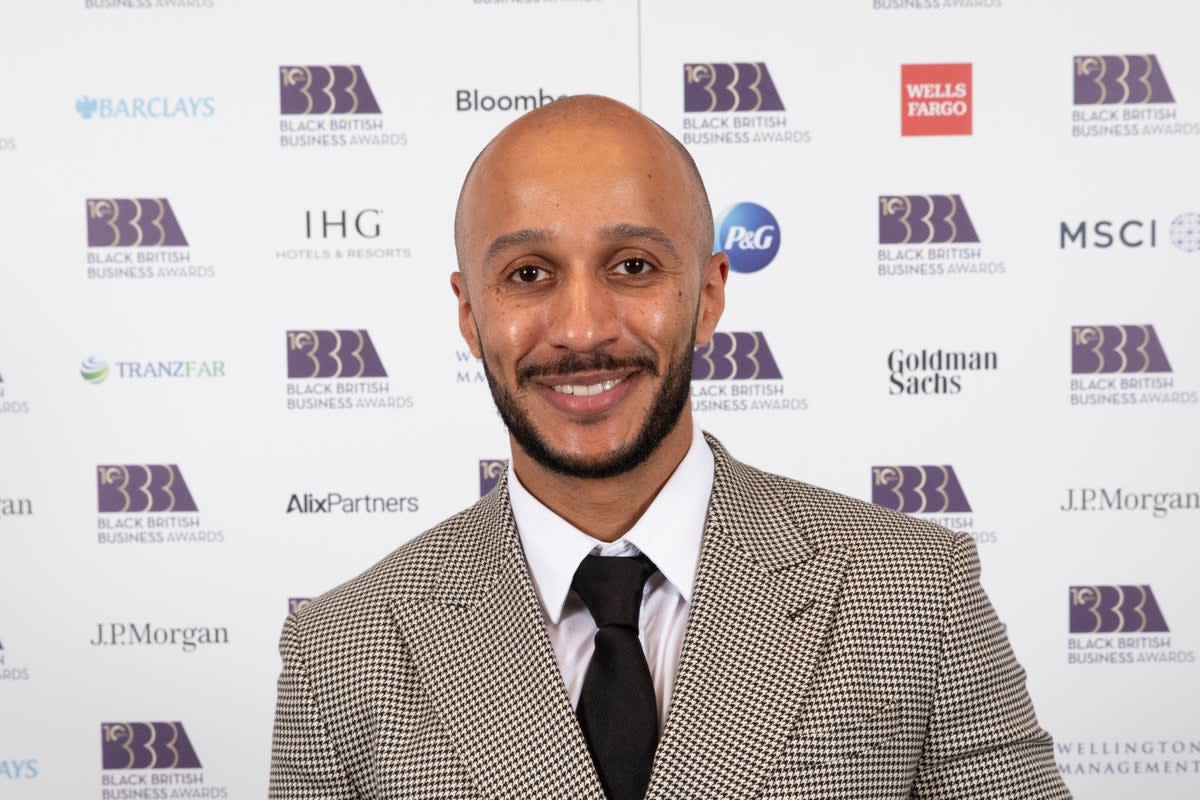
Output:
top-left (552, 378), bottom-right (623, 396)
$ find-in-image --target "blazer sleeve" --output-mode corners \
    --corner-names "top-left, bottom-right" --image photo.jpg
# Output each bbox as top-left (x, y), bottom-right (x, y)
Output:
top-left (911, 533), bottom-right (1073, 799)
top-left (269, 613), bottom-right (360, 800)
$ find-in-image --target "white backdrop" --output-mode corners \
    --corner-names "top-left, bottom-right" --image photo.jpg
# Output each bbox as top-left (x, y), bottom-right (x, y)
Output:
top-left (1, 1), bottom-right (1197, 797)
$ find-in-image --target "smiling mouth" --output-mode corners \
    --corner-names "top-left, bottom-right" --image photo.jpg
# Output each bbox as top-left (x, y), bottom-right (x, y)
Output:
top-left (551, 378), bottom-right (624, 396)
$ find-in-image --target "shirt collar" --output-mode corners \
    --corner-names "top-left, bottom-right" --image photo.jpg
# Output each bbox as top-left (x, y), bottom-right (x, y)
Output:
top-left (508, 426), bottom-right (715, 624)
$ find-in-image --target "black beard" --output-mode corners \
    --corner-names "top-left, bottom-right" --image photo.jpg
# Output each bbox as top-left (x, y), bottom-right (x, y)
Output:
top-left (481, 339), bottom-right (694, 480)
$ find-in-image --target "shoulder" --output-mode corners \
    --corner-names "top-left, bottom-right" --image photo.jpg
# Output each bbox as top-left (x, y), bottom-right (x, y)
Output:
top-left (707, 433), bottom-right (968, 563)
top-left (284, 495), bottom-right (491, 642)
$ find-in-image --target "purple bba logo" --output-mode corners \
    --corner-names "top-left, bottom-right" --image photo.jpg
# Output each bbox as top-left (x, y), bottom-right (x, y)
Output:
top-left (87, 199), bottom-right (187, 247)
top-left (479, 460), bottom-right (507, 497)
top-left (280, 66), bottom-right (380, 114)
top-left (878, 195), bottom-right (979, 244)
top-left (97, 466), bottom-right (198, 513)
top-left (684, 63), bottom-right (784, 112)
top-left (286, 330), bottom-right (387, 379)
top-left (872, 465), bottom-right (971, 514)
top-left (1074, 56), bottom-right (1174, 105)
top-left (692, 332), bottom-right (782, 380)
top-left (1069, 585), bottom-right (1169, 633)
top-left (288, 598), bottom-right (312, 614)
top-left (716, 203), bottom-right (780, 273)
top-left (1071, 325), bottom-right (1171, 374)
top-left (101, 722), bottom-right (202, 769)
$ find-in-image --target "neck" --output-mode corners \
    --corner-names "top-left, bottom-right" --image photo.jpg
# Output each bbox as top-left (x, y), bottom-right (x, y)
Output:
top-left (510, 414), bottom-right (695, 542)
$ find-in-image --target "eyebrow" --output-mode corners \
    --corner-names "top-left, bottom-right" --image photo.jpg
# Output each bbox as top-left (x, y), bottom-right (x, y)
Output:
top-left (600, 223), bottom-right (682, 263)
top-left (483, 227), bottom-right (552, 265)
top-left (482, 223), bottom-right (683, 265)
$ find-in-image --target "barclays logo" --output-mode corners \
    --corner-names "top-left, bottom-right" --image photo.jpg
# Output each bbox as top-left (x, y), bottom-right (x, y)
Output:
top-left (76, 96), bottom-right (215, 120)
top-left (716, 203), bottom-right (780, 273)
top-left (0, 759), bottom-right (38, 780)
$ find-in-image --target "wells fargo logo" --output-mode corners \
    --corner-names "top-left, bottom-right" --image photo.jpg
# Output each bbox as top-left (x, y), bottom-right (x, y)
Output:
top-left (101, 722), bottom-right (202, 769)
top-left (872, 465), bottom-right (971, 514)
top-left (86, 199), bottom-right (187, 247)
top-left (683, 63), bottom-right (785, 112)
top-left (692, 332), bottom-right (783, 380)
top-left (878, 195), bottom-right (979, 244)
top-left (286, 330), bottom-right (387, 379)
top-left (97, 465), bottom-right (198, 513)
top-left (1074, 55), bottom-right (1174, 105)
top-left (279, 66), bottom-right (381, 114)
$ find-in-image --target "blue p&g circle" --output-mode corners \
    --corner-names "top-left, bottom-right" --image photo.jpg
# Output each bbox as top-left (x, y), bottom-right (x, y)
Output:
top-left (716, 202), bottom-right (781, 273)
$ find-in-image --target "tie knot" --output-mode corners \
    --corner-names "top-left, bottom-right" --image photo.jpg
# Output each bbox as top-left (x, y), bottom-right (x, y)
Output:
top-left (571, 553), bottom-right (658, 630)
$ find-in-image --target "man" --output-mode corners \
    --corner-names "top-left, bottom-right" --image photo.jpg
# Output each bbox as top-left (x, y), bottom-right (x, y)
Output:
top-left (269, 96), bottom-right (1071, 799)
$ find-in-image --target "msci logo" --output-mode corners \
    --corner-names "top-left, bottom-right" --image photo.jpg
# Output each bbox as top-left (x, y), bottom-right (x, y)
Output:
top-left (286, 330), bottom-right (387, 378)
top-left (1059, 214), bottom-right (1200, 252)
top-left (101, 722), bottom-right (201, 769)
top-left (1074, 55), bottom-right (1174, 105)
top-left (479, 460), bottom-right (507, 497)
top-left (871, 465), bottom-right (971, 514)
top-left (86, 199), bottom-right (187, 247)
top-left (878, 195), bottom-right (979, 244)
top-left (684, 63), bottom-right (784, 112)
top-left (1069, 585), bottom-right (1168, 633)
top-left (901, 63), bottom-right (972, 136)
top-left (97, 465), bottom-right (198, 513)
top-left (716, 203), bottom-right (780, 273)
top-left (279, 66), bottom-right (381, 114)
top-left (692, 332), bottom-right (782, 380)
top-left (1071, 325), bottom-right (1171, 374)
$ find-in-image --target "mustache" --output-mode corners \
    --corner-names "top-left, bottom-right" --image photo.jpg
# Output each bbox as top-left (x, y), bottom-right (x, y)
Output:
top-left (516, 349), bottom-right (659, 385)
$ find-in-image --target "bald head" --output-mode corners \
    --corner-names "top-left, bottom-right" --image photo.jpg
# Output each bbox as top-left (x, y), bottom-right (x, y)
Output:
top-left (453, 95), bottom-right (713, 271)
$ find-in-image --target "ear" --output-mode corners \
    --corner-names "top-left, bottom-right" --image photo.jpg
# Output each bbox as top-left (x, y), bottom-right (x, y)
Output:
top-left (694, 251), bottom-right (729, 347)
top-left (450, 271), bottom-right (482, 358)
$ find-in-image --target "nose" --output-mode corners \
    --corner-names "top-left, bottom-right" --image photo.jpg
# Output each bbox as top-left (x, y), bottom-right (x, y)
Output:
top-left (544, 269), bottom-right (621, 352)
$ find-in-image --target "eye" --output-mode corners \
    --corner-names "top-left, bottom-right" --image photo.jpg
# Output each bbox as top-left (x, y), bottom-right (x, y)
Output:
top-left (614, 258), bottom-right (653, 276)
top-left (510, 265), bottom-right (548, 283)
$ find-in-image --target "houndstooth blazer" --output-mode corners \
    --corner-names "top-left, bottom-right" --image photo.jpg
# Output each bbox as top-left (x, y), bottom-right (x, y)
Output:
top-left (269, 434), bottom-right (1072, 799)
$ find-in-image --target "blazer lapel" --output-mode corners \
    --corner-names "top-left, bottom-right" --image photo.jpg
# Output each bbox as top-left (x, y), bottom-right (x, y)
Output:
top-left (648, 436), bottom-right (850, 799)
top-left (389, 478), bottom-right (604, 800)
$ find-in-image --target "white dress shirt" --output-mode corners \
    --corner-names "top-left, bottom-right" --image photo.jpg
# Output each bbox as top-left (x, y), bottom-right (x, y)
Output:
top-left (508, 427), bottom-right (715, 731)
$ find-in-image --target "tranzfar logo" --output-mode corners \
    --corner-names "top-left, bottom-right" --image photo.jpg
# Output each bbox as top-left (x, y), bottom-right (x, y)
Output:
top-left (287, 330), bottom-right (387, 378)
top-left (87, 199), bottom-right (187, 247)
top-left (479, 460), bottom-right (507, 497)
top-left (1069, 586), bottom-right (1168, 633)
top-left (97, 466), bottom-right (198, 513)
top-left (684, 63), bottom-right (784, 112)
top-left (879, 195), bottom-right (979, 244)
top-left (872, 465), bottom-right (971, 513)
top-left (901, 63), bottom-right (972, 136)
top-left (81, 357), bottom-right (110, 384)
top-left (1071, 325), bottom-right (1171, 374)
top-left (101, 722), bottom-right (201, 769)
top-left (692, 332), bottom-right (782, 380)
top-left (280, 66), bottom-right (381, 114)
top-left (716, 203), bottom-right (780, 273)
top-left (1074, 55), bottom-right (1174, 105)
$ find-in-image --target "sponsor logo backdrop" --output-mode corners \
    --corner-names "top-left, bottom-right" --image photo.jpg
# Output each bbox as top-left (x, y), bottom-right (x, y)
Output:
top-left (0, 1), bottom-right (1196, 797)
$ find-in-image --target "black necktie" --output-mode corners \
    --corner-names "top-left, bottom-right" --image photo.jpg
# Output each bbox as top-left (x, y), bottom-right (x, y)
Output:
top-left (571, 553), bottom-right (659, 800)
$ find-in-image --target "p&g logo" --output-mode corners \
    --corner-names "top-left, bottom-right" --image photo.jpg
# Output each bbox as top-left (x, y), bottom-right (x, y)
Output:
top-left (716, 203), bottom-right (780, 273)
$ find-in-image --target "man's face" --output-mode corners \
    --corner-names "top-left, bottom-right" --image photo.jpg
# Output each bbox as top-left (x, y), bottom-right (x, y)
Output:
top-left (453, 117), bottom-right (726, 478)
